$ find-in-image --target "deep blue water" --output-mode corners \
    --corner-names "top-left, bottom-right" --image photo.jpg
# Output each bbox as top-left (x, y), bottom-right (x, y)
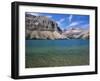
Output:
top-left (26, 39), bottom-right (89, 48)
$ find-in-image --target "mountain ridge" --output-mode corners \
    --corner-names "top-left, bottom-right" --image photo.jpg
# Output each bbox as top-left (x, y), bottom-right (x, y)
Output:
top-left (25, 14), bottom-right (89, 40)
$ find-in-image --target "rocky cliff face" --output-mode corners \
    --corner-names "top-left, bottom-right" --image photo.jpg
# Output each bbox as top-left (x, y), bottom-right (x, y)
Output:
top-left (25, 14), bottom-right (64, 40)
top-left (25, 14), bottom-right (89, 40)
top-left (63, 27), bottom-right (89, 39)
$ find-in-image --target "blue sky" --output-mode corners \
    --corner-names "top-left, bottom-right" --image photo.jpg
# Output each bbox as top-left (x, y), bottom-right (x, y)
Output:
top-left (26, 12), bottom-right (89, 30)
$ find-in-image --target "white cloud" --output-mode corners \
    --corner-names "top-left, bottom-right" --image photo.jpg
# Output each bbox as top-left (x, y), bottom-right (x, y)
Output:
top-left (67, 21), bottom-right (84, 28)
top-left (80, 24), bottom-right (89, 29)
top-left (26, 12), bottom-right (39, 16)
top-left (46, 15), bottom-right (52, 18)
top-left (82, 24), bottom-right (89, 27)
top-left (59, 18), bottom-right (65, 22)
top-left (57, 18), bottom-right (65, 25)
top-left (69, 15), bottom-right (73, 22)
top-left (66, 21), bottom-right (89, 30)
top-left (68, 22), bottom-right (79, 27)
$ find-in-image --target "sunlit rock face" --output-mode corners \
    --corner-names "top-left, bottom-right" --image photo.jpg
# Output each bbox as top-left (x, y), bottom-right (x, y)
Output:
top-left (25, 14), bottom-right (64, 39)
top-left (63, 27), bottom-right (89, 39)
top-left (25, 14), bottom-right (89, 40)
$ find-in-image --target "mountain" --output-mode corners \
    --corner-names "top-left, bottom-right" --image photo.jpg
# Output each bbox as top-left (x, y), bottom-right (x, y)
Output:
top-left (25, 14), bottom-right (89, 40)
top-left (25, 14), bottom-right (65, 40)
top-left (78, 30), bottom-right (89, 39)
top-left (62, 27), bottom-right (89, 39)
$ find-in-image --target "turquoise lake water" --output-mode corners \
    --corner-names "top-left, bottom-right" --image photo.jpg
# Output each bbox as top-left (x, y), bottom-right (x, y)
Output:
top-left (25, 39), bottom-right (89, 68)
top-left (26, 39), bottom-right (89, 47)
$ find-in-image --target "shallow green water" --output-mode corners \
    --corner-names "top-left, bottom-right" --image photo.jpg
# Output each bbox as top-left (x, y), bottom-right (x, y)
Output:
top-left (25, 39), bottom-right (89, 68)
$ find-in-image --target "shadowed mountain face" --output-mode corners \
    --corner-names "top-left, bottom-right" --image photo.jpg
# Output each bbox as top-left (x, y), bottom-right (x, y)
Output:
top-left (25, 14), bottom-right (89, 40)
